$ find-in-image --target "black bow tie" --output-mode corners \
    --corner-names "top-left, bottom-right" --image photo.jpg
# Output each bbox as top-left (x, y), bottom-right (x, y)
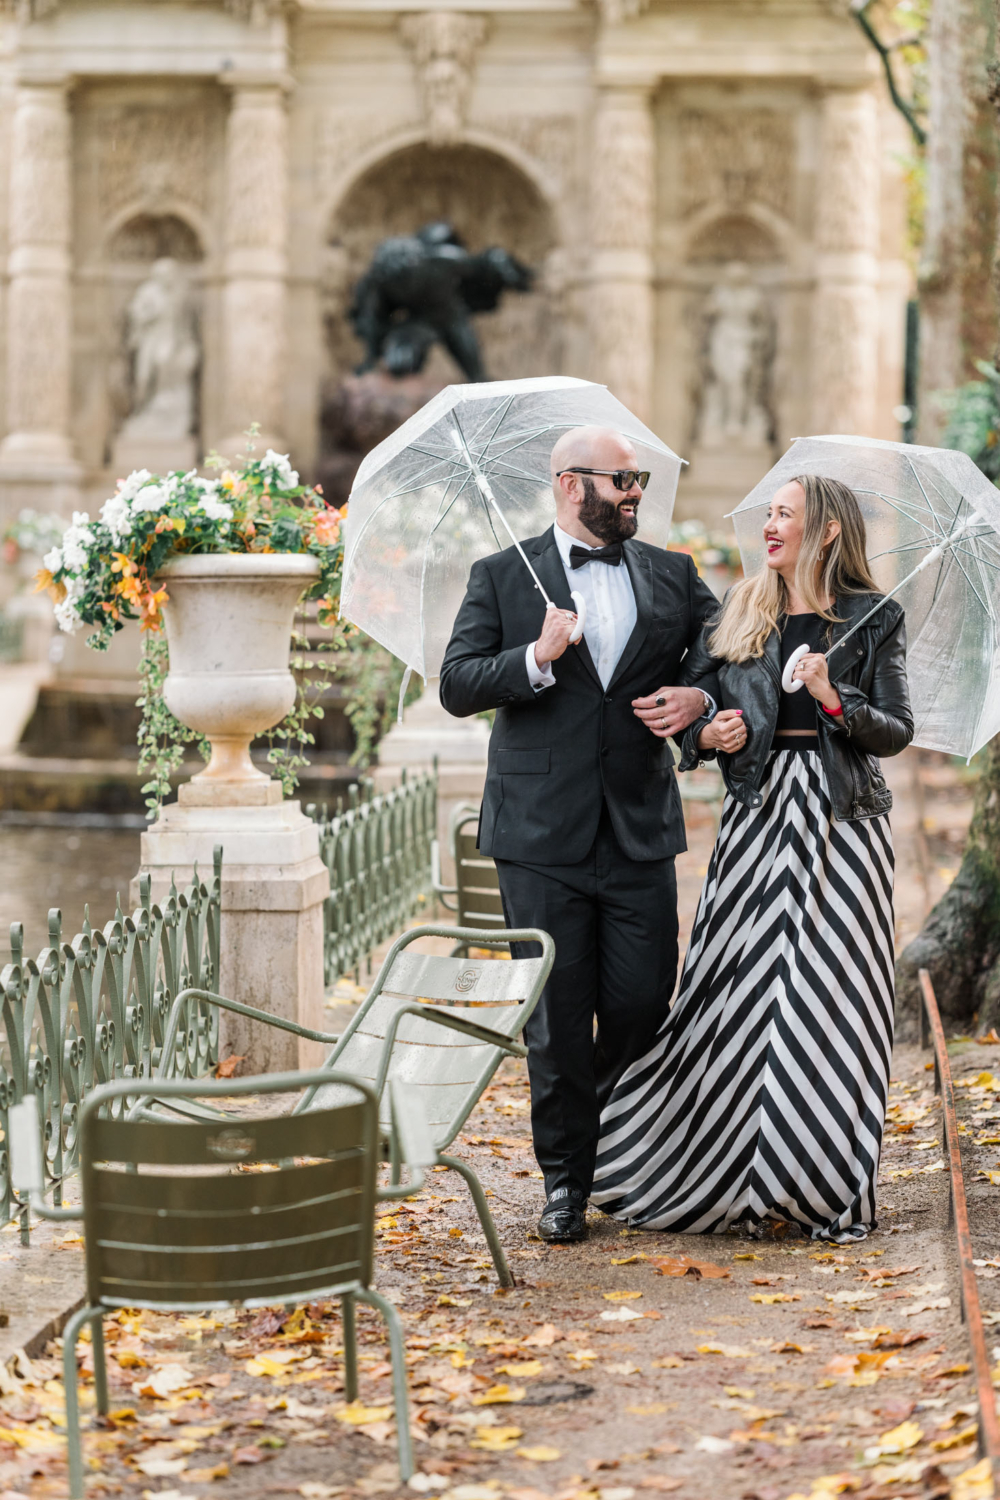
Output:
top-left (569, 542), bottom-right (623, 569)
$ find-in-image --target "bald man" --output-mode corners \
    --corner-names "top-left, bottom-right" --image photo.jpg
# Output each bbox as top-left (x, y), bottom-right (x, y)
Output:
top-left (439, 426), bottom-right (719, 1242)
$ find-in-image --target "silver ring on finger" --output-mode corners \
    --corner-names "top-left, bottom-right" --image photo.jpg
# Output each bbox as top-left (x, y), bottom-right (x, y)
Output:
top-left (660, 718), bottom-right (667, 729)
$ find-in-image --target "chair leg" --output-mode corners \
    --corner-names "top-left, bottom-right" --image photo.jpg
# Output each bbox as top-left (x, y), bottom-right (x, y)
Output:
top-left (91, 1315), bottom-right (109, 1416)
top-left (436, 1152), bottom-right (515, 1289)
top-left (341, 1293), bottom-right (358, 1402)
top-left (356, 1287), bottom-right (413, 1482)
top-left (62, 1304), bottom-right (102, 1500)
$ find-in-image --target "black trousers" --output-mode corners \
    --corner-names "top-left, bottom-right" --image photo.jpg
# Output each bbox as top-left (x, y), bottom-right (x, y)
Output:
top-left (495, 804), bottom-right (678, 1200)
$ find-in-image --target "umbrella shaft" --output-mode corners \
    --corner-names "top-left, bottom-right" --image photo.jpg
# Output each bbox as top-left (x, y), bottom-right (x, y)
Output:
top-left (824, 509), bottom-right (984, 664)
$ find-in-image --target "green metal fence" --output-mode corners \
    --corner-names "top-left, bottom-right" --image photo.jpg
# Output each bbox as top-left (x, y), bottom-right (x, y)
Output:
top-left (0, 849), bottom-right (222, 1234)
top-left (309, 769), bottom-right (437, 988)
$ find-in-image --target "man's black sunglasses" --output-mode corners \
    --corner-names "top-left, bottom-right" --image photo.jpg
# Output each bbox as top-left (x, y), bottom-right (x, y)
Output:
top-left (556, 467), bottom-right (651, 492)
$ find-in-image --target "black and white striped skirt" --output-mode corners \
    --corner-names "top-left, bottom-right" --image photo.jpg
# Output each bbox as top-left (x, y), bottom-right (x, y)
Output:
top-left (592, 749), bottom-right (895, 1243)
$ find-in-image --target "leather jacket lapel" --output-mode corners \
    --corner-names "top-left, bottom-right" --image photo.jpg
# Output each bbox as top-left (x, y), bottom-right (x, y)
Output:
top-left (607, 543), bottom-right (653, 691)
top-left (530, 530), bottom-right (602, 687)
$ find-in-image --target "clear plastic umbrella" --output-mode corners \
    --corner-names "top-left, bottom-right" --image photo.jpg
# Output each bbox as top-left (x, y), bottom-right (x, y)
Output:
top-left (730, 434), bottom-right (1000, 761)
top-left (341, 376), bottom-right (683, 686)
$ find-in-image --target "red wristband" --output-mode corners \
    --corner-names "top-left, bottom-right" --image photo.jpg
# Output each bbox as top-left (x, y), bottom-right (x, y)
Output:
top-left (823, 703), bottom-right (844, 717)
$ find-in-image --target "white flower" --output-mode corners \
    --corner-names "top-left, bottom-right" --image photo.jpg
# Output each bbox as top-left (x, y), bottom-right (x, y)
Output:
top-left (130, 484), bottom-right (169, 514)
top-left (53, 575), bottom-right (85, 633)
top-left (61, 514), bottom-right (95, 573)
top-left (196, 495), bottom-right (233, 523)
top-left (117, 469), bottom-right (152, 503)
top-left (43, 546), bottom-right (63, 573)
top-left (100, 493), bottom-right (133, 544)
top-left (260, 449), bottom-right (299, 491)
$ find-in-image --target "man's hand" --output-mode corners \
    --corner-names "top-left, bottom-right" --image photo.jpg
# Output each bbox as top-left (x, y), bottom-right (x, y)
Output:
top-left (534, 603), bottom-right (580, 670)
top-left (633, 686), bottom-right (709, 739)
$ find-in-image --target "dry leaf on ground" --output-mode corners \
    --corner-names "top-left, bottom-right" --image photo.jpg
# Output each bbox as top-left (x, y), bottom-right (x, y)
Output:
top-left (649, 1256), bottom-right (729, 1279)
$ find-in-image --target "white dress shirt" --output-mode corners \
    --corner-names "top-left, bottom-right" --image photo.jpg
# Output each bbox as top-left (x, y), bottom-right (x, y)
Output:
top-left (526, 522), bottom-right (638, 691)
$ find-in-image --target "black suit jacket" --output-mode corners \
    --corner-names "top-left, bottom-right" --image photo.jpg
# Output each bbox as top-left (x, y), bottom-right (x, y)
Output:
top-left (438, 527), bottom-right (719, 864)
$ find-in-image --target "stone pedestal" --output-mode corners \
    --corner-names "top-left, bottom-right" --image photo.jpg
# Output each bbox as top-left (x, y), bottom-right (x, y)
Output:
top-left (373, 685), bottom-right (490, 886)
top-left (134, 778), bottom-right (330, 1074)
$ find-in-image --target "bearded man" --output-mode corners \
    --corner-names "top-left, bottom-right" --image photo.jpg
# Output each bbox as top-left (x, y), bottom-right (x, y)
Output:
top-left (439, 426), bottom-right (719, 1243)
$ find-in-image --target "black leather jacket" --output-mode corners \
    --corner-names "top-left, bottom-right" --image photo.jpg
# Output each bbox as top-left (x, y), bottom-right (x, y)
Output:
top-left (677, 592), bottom-right (914, 821)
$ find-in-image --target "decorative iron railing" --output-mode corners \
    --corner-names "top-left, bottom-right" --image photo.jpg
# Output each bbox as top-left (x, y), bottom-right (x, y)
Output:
top-left (309, 769), bottom-right (437, 987)
top-left (0, 848), bottom-right (222, 1234)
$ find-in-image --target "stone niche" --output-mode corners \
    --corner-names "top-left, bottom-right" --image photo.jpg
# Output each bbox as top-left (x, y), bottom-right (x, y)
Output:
top-left (654, 90), bottom-right (808, 528)
top-left (318, 140), bottom-right (559, 503)
top-left (71, 81), bottom-right (226, 504)
top-left (679, 212), bottom-right (785, 528)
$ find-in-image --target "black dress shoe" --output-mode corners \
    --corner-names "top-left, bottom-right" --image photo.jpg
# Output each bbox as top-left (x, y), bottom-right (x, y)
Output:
top-left (538, 1188), bottom-right (588, 1243)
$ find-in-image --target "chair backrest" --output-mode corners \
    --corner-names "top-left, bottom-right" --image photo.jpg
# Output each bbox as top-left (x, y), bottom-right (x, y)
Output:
top-left (312, 927), bottom-right (551, 1151)
top-left (453, 814), bottom-right (505, 933)
top-left (78, 1072), bottom-right (378, 1311)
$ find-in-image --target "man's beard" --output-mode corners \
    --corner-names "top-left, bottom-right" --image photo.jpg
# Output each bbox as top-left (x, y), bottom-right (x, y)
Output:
top-left (578, 476), bottom-right (640, 544)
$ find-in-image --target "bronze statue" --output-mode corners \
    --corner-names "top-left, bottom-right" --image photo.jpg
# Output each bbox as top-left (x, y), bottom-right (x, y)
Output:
top-left (349, 222), bottom-right (533, 383)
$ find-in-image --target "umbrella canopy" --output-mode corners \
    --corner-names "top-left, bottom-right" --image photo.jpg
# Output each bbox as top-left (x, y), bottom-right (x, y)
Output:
top-left (731, 434), bottom-right (1000, 761)
top-left (341, 376), bottom-right (683, 681)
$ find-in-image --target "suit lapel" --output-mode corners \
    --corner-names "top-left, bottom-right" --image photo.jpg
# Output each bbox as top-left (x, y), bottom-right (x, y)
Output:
top-left (607, 542), bottom-right (653, 691)
top-left (526, 529), bottom-right (602, 688)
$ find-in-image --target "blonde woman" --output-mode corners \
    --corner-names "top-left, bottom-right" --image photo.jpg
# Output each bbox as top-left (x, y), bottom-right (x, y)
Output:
top-left (592, 475), bottom-right (913, 1242)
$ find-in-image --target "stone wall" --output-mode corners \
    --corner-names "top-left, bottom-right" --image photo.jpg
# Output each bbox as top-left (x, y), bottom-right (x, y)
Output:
top-left (0, 0), bottom-right (910, 539)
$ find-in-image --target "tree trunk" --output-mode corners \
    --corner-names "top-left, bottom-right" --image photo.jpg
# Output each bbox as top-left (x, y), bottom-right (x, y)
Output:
top-left (896, 0), bottom-right (1000, 1036)
top-left (917, 0), bottom-right (998, 441)
top-left (896, 741), bottom-right (1000, 1036)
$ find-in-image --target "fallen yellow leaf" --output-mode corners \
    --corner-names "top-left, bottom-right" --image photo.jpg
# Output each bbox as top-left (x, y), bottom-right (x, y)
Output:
top-left (651, 1356), bottom-right (685, 1369)
top-left (471, 1384), bottom-right (526, 1405)
top-left (335, 1402), bottom-right (394, 1427)
top-left (516, 1446), bottom-right (561, 1462)
top-left (930, 1423), bottom-right (978, 1451)
top-left (470, 1425), bottom-right (523, 1452)
top-left (951, 1459), bottom-right (995, 1500)
top-left (696, 1343), bottom-right (753, 1357)
top-left (876, 1419), bottom-right (922, 1453)
top-left (495, 1361), bottom-right (544, 1378)
top-left (603, 1290), bottom-right (643, 1302)
top-left (749, 1293), bottom-right (800, 1304)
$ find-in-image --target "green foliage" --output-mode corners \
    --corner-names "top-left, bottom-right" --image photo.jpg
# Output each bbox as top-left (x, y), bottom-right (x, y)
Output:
top-left (340, 635), bottom-right (423, 769)
top-left (941, 361), bottom-right (1000, 484)
top-left (136, 632), bottom-right (210, 815)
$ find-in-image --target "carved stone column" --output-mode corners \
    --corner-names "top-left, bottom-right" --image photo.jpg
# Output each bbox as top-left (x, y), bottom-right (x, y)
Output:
top-left (218, 78), bottom-right (289, 454)
top-left (587, 84), bottom-right (656, 423)
top-left (811, 86), bottom-right (881, 435)
top-left (0, 77), bottom-right (81, 506)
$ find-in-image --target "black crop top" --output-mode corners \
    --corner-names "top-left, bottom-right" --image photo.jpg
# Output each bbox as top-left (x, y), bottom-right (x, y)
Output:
top-left (774, 613), bottom-right (827, 738)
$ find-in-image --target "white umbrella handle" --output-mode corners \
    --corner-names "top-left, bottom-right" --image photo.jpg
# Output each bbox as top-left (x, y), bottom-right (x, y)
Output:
top-left (782, 642), bottom-right (809, 694)
top-left (569, 590), bottom-right (586, 644)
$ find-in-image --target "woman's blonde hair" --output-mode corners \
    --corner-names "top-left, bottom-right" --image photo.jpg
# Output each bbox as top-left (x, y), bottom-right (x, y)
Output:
top-left (708, 474), bottom-right (878, 663)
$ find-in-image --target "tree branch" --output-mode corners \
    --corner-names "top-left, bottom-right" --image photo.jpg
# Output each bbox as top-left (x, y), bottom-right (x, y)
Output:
top-left (851, 1), bottom-right (928, 147)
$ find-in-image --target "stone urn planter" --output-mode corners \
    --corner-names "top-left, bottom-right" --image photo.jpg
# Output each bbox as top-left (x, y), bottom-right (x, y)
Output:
top-left (156, 552), bottom-right (320, 788)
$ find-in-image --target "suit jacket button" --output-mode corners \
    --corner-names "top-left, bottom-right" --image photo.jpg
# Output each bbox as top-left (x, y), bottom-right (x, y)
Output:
top-left (604, 695), bottom-right (612, 704)
top-left (601, 747), bottom-right (609, 757)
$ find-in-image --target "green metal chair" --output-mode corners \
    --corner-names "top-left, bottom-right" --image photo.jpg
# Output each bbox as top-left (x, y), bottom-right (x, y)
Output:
top-left (432, 805), bottom-right (507, 938)
top-left (157, 924), bottom-right (554, 1290)
top-left (10, 1071), bottom-right (435, 1498)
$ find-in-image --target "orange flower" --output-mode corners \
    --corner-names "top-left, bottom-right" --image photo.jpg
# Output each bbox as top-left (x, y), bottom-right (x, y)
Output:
top-left (139, 585), bottom-right (168, 631)
top-left (312, 510), bottom-right (341, 547)
top-left (111, 552), bottom-right (138, 578)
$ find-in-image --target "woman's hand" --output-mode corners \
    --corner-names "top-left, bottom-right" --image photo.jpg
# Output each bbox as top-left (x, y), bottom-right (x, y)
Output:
top-left (697, 709), bottom-right (747, 754)
top-left (792, 652), bottom-right (842, 712)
